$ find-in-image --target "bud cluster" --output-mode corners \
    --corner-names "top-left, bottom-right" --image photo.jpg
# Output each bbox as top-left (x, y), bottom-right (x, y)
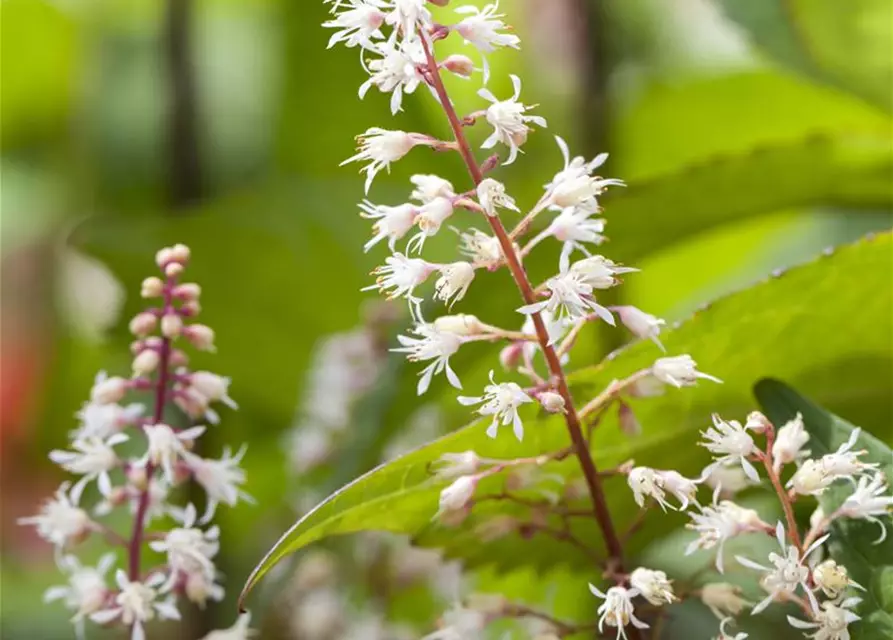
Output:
top-left (19, 245), bottom-right (254, 640)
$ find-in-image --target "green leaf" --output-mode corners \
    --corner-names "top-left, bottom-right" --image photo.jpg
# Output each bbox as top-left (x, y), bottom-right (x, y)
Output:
top-left (754, 379), bottom-right (893, 638)
top-left (240, 233), bottom-right (893, 604)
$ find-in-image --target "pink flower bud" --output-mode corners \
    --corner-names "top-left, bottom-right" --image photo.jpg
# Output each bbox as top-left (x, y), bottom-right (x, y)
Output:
top-left (127, 465), bottom-right (148, 490)
top-left (499, 343), bottom-right (522, 370)
top-left (168, 350), bottom-right (190, 367)
top-left (161, 314), bottom-right (183, 338)
top-left (141, 276), bottom-right (164, 298)
top-left (173, 283), bottom-right (201, 301)
top-left (745, 410), bottom-right (772, 434)
top-left (618, 402), bottom-right (641, 437)
top-left (129, 312), bottom-right (157, 337)
top-left (169, 243), bottom-right (191, 264)
top-left (184, 324), bottom-right (215, 351)
top-left (165, 262), bottom-right (184, 278)
top-left (155, 247), bottom-right (174, 269)
top-left (443, 54), bottom-right (474, 77)
top-left (179, 300), bottom-right (201, 317)
top-left (538, 391), bottom-right (566, 413)
top-left (132, 349), bottom-right (161, 376)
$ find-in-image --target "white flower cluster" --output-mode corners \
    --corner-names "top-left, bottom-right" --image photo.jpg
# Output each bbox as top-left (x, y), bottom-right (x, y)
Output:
top-left (19, 245), bottom-right (254, 640)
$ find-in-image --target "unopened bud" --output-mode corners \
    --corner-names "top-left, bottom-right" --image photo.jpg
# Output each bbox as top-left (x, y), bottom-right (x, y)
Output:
top-left (190, 371), bottom-right (233, 405)
top-left (443, 54), bottom-right (474, 77)
top-left (499, 343), bottom-right (522, 370)
top-left (438, 476), bottom-right (477, 518)
top-left (132, 349), bottom-right (160, 376)
top-left (433, 314), bottom-right (482, 336)
top-left (155, 247), bottom-right (174, 269)
top-left (169, 243), bottom-right (191, 264)
top-left (141, 277), bottom-right (164, 298)
top-left (129, 312), bottom-right (157, 337)
top-left (91, 376), bottom-right (129, 404)
top-left (173, 283), bottom-right (201, 301)
top-left (745, 410), bottom-right (771, 433)
top-left (165, 262), bottom-right (184, 278)
top-left (168, 350), bottom-right (189, 367)
top-left (618, 402), bottom-right (641, 437)
top-left (127, 465), bottom-right (148, 490)
top-left (161, 314), bottom-right (183, 338)
top-left (107, 486), bottom-right (128, 506)
top-left (184, 324), bottom-right (215, 351)
top-left (538, 391), bottom-right (565, 413)
top-left (433, 451), bottom-right (481, 480)
top-left (180, 300), bottom-right (201, 317)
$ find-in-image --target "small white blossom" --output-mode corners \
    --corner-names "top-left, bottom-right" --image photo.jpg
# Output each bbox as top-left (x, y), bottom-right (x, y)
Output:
top-left (772, 412), bottom-right (810, 472)
top-left (789, 429), bottom-right (878, 496)
top-left (458, 370), bottom-right (533, 440)
top-left (700, 413), bottom-right (760, 481)
top-left (437, 475), bottom-right (478, 517)
top-left (359, 38), bottom-right (426, 114)
top-left (49, 433), bottom-right (128, 501)
top-left (588, 584), bottom-right (649, 640)
top-left (837, 472), bottom-right (893, 542)
top-left (410, 174), bottom-right (455, 204)
top-left (476, 178), bottom-right (519, 216)
top-left (189, 371), bottom-right (238, 410)
top-left (200, 613), bottom-right (257, 640)
top-left (454, 2), bottom-right (520, 59)
top-left (149, 503), bottom-right (220, 591)
top-left (142, 423), bottom-right (206, 484)
top-left (183, 445), bottom-right (253, 523)
top-left (323, 1), bottom-right (386, 50)
top-left (364, 253), bottom-right (436, 308)
top-left (73, 400), bottom-right (143, 440)
top-left (628, 467), bottom-right (698, 511)
top-left (652, 354), bottom-right (722, 388)
top-left (479, 75), bottom-right (547, 165)
top-left (539, 391), bottom-right (566, 413)
top-left (184, 569), bottom-right (225, 608)
top-left (432, 451), bottom-right (482, 480)
top-left (614, 306), bottom-right (666, 351)
top-left (813, 559), bottom-right (865, 599)
top-left (434, 262), bottom-right (476, 307)
top-left (383, 0), bottom-right (431, 42)
top-left (360, 200), bottom-right (418, 252)
top-left (629, 568), bottom-right (675, 606)
top-left (704, 462), bottom-right (758, 498)
top-left (409, 197), bottom-right (456, 252)
top-left (543, 136), bottom-right (624, 212)
top-left (545, 207), bottom-right (607, 264)
top-left (341, 128), bottom-right (423, 193)
top-left (393, 322), bottom-right (463, 394)
top-left (90, 371), bottom-right (129, 405)
top-left (568, 255), bottom-right (637, 290)
top-left (518, 265), bottom-right (614, 328)
top-left (685, 488), bottom-right (770, 572)
top-left (433, 313), bottom-right (483, 336)
top-left (44, 553), bottom-right (115, 625)
top-left (458, 228), bottom-right (504, 269)
top-left (700, 583), bottom-right (751, 619)
top-left (787, 597), bottom-right (862, 640)
top-left (735, 521), bottom-right (827, 614)
top-left (18, 483), bottom-right (94, 550)
top-left (90, 571), bottom-right (180, 640)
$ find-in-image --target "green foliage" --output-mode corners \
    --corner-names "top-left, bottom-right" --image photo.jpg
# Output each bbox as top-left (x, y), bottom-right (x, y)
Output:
top-left (241, 233), bottom-right (893, 604)
top-left (754, 379), bottom-right (893, 639)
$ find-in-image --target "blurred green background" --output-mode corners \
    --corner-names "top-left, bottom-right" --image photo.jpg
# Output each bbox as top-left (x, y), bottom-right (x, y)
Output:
top-left (1, 0), bottom-right (891, 638)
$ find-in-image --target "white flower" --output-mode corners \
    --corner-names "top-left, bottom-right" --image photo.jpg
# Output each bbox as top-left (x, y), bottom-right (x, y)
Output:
top-left (149, 503), bottom-right (220, 590)
top-left (545, 207), bottom-right (607, 263)
top-left (44, 553), bottom-right (115, 622)
top-left (588, 584), bottom-right (649, 640)
top-left (200, 613), bottom-right (257, 640)
top-left (652, 354), bottom-right (722, 388)
top-left (787, 597), bottom-right (861, 640)
top-left (434, 262), bottom-right (476, 307)
top-left (772, 412), bottom-right (810, 472)
top-left (789, 459), bottom-right (832, 496)
top-left (383, 0), bottom-right (431, 42)
top-left (90, 571), bottom-right (180, 640)
top-left (478, 75), bottom-right (547, 165)
top-left (476, 178), bottom-right (519, 216)
top-left (685, 488), bottom-right (770, 572)
top-left (658, 470), bottom-right (700, 510)
top-left (454, 2), bottom-right (520, 54)
top-left (432, 451), bottom-right (482, 480)
top-left (544, 137), bottom-right (609, 203)
top-left (409, 197), bottom-right (456, 252)
top-left (364, 253), bottom-right (436, 309)
top-left (518, 264), bottom-right (614, 327)
top-left (142, 423), bottom-right (206, 484)
top-left (543, 136), bottom-right (623, 211)
top-left (422, 602), bottom-right (488, 640)
top-left (18, 483), bottom-right (94, 550)
top-left (49, 433), bottom-right (128, 501)
top-left (458, 370), bottom-right (533, 440)
top-left (569, 255), bottom-right (637, 290)
top-left (183, 445), bottom-right (253, 523)
top-left (700, 583), bottom-right (751, 619)
top-left (629, 568), bottom-right (675, 606)
top-left (789, 429), bottom-right (878, 496)
top-left (704, 462), bottom-right (758, 497)
top-left (813, 559), bottom-right (865, 599)
top-left (73, 400), bottom-right (143, 440)
top-left (735, 521), bottom-right (827, 614)
top-left (393, 322), bottom-right (463, 394)
top-left (323, 0), bottom-right (386, 50)
top-left (189, 371), bottom-right (238, 411)
top-left (458, 228), bottom-right (504, 269)
top-left (90, 371), bottom-right (129, 405)
top-left (184, 569), bottom-right (225, 608)
top-left (837, 472), bottom-right (893, 542)
top-left (360, 200), bottom-right (418, 252)
top-left (341, 128), bottom-right (422, 193)
top-left (700, 414), bottom-right (760, 482)
top-left (410, 174), bottom-right (455, 204)
top-left (359, 38), bottom-right (426, 114)
top-left (437, 475), bottom-right (477, 516)
top-left (714, 617), bottom-right (748, 640)
top-left (627, 467), bottom-right (698, 511)
top-left (614, 306), bottom-right (666, 351)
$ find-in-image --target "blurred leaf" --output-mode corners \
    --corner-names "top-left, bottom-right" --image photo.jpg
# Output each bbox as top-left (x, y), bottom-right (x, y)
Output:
top-left (717, 0), bottom-right (893, 111)
top-left (754, 379), bottom-right (893, 638)
top-left (241, 233), bottom-right (893, 602)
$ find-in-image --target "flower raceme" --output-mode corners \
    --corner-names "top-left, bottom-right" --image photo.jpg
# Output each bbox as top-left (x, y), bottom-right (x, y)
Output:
top-left (19, 245), bottom-right (254, 640)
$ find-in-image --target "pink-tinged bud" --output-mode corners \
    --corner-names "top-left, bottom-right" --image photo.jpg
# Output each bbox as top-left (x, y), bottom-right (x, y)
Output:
top-left (175, 386), bottom-right (210, 418)
top-left (480, 154), bottom-right (501, 174)
top-left (127, 465), bottom-right (148, 490)
top-left (141, 276), bottom-right (164, 298)
top-left (618, 402), bottom-right (641, 437)
top-left (179, 300), bottom-right (201, 317)
top-left (183, 324), bottom-right (215, 351)
top-left (539, 391), bottom-right (566, 413)
top-left (161, 313), bottom-right (183, 338)
top-left (107, 486), bottom-right (128, 507)
top-left (129, 312), bottom-right (158, 337)
top-left (155, 247), bottom-right (174, 269)
top-left (443, 54), bottom-right (474, 78)
top-left (165, 262), bottom-right (184, 278)
top-left (168, 350), bottom-right (190, 367)
top-left (132, 349), bottom-right (161, 376)
top-left (190, 371), bottom-right (234, 405)
top-left (499, 343), bottom-right (523, 370)
top-left (91, 376), bottom-right (129, 404)
top-left (173, 283), bottom-right (201, 301)
top-left (745, 410), bottom-right (772, 434)
top-left (169, 243), bottom-right (191, 264)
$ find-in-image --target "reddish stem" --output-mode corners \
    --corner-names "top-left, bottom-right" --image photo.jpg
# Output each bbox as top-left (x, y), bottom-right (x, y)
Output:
top-left (419, 36), bottom-right (626, 568)
top-left (760, 430), bottom-right (804, 554)
top-left (128, 281), bottom-right (175, 580)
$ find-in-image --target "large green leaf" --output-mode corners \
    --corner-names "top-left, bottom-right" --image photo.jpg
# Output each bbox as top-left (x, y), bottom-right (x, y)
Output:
top-left (240, 233), bottom-right (893, 604)
top-left (755, 380), bottom-right (893, 639)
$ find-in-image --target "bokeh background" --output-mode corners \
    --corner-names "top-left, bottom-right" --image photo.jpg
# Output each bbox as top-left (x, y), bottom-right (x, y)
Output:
top-left (2, 0), bottom-right (891, 638)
